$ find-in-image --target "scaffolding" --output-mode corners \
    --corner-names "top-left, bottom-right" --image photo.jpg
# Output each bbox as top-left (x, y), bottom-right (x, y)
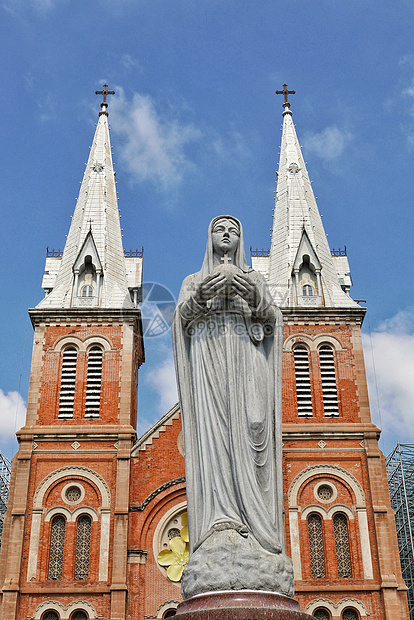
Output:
top-left (386, 443), bottom-right (414, 619)
top-left (0, 451), bottom-right (11, 548)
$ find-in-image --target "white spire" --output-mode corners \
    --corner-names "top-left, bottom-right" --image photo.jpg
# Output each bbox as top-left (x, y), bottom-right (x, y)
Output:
top-left (267, 97), bottom-right (357, 309)
top-left (38, 88), bottom-right (134, 310)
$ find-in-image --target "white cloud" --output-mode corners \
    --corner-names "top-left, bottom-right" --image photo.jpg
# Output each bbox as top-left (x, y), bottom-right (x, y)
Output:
top-left (0, 390), bottom-right (26, 444)
top-left (110, 88), bottom-right (202, 190)
top-left (146, 354), bottom-right (178, 417)
top-left (303, 125), bottom-right (352, 161)
top-left (363, 309), bottom-right (414, 444)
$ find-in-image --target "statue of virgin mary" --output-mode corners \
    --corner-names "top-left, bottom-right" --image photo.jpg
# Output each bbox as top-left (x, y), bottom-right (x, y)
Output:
top-left (172, 216), bottom-right (294, 599)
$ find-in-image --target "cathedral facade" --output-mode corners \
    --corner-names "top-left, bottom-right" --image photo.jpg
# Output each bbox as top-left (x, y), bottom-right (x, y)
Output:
top-left (0, 90), bottom-right (409, 620)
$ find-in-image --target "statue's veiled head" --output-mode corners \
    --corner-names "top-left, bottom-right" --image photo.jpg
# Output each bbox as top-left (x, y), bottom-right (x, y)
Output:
top-left (199, 215), bottom-right (249, 279)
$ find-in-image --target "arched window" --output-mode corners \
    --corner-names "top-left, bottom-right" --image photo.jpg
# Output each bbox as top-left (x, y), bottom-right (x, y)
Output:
top-left (293, 346), bottom-right (313, 416)
top-left (334, 513), bottom-right (352, 578)
top-left (58, 347), bottom-right (77, 419)
top-left (71, 612), bottom-right (88, 620)
top-left (42, 612), bottom-right (60, 620)
top-left (342, 609), bottom-right (359, 620)
top-left (302, 284), bottom-right (314, 296)
top-left (163, 611), bottom-right (177, 619)
top-left (313, 609), bottom-right (331, 620)
top-left (85, 346), bottom-right (103, 418)
top-left (81, 285), bottom-right (93, 297)
top-left (74, 515), bottom-right (92, 580)
top-left (308, 514), bottom-right (326, 578)
top-left (48, 515), bottom-right (66, 580)
top-left (319, 345), bottom-right (339, 416)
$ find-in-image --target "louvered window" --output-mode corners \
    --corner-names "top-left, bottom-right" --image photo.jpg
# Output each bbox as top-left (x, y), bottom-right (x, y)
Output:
top-left (294, 346), bottom-right (313, 416)
top-left (74, 515), bottom-right (91, 580)
top-left (319, 345), bottom-right (339, 416)
top-left (48, 515), bottom-right (66, 580)
top-left (308, 514), bottom-right (326, 578)
top-left (58, 348), bottom-right (77, 419)
top-left (334, 513), bottom-right (352, 578)
top-left (85, 346), bottom-right (103, 418)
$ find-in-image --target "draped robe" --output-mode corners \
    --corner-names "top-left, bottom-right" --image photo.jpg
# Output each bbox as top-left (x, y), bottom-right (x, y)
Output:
top-left (172, 216), bottom-right (283, 558)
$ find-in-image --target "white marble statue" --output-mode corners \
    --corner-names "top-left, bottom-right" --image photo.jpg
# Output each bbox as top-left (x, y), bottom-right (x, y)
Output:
top-left (172, 215), bottom-right (294, 599)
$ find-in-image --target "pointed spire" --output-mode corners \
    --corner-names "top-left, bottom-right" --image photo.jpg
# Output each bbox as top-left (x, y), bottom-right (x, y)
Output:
top-left (268, 88), bottom-right (357, 309)
top-left (38, 86), bottom-right (133, 310)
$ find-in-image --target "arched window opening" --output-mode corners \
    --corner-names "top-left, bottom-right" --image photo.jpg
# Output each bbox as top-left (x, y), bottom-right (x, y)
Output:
top-left (85, 346), bottom-right (103, 418)
top-left (58, 347), bottom-right (77, 419)
top-left (319, 345), bottom-right (339, 416)
top-left (48, 515), bottom-right (66, 580)
top-left (81, 285), bottom-right (93, 297)
top-left (308, 514), bottom-right (326, 578)
top-left (42, 612), bottom-right (60, 620)
top-left (342, 609), bottom-right (359, 620)
top-left (302, 284), bottom-right (314, 296)
top-left (293, 346), bottom-right (313, 416)
top-left (313, 609), bottom-right (331, 620)
top-left (163, 611), bottom-right (177, 619)
top-left (334, 513), bottom-right (352, 578)
top-left (74, 515), bottom-right (92, 580)
top-left (70, 611), bottom-right (88, 620)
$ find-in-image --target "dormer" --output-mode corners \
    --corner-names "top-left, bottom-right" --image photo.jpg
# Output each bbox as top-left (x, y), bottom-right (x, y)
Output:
top-left (72, 231), bottom-right (102, 307)
top-left (292, 229), bottom-right (323, 306)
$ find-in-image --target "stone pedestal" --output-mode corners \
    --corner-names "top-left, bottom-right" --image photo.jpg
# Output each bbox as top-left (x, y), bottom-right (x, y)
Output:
top-left (174, 591), bottom-right (315, 620)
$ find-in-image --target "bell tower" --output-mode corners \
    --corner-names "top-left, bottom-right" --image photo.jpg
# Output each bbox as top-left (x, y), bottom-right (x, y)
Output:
top-left (251, 87), bottom-right (409, 619)
top-left (0, 87), bottom-right (144, 620)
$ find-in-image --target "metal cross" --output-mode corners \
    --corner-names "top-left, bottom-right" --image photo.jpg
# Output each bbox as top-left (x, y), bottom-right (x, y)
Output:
top-left (95, 84), bottom-right (115, 105)
top-left (95, 84), bottom-right (115, 115)
top-left (276, 83), bottom-right (295, 108)
top-left (221, 253), bottom-right (232, 265)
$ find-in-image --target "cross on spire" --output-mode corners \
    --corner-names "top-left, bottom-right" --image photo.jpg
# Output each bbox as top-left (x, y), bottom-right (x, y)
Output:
top-left (95, 84), bottom-right (115, 116)
top-left (276, 83), bottom-right (295, 108)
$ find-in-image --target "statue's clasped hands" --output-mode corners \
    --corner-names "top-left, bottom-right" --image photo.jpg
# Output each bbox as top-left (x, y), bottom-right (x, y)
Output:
top-left (195, 272), bottom-right (260, 308)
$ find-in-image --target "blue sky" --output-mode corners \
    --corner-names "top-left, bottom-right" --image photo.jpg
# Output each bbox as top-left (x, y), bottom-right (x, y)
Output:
top-left (1, 0), bottom-right (414, 460)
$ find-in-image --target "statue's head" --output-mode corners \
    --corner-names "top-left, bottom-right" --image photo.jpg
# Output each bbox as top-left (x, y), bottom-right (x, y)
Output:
top-left (211, 216), bottom-right (240, 258)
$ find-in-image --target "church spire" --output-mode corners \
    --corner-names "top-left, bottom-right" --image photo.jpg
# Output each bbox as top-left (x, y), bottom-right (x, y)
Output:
top-left (38, 85), bottom-right (136, 310)
top-left (268, 87), bottom-right (357, 309)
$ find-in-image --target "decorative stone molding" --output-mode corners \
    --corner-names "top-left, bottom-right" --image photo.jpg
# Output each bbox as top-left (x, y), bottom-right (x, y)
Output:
top-left (304, 596), bottom-right (368, 618)
top-left (156, 600), bottom-right (180, 618)
top-left (288, 464), bottom-right (365, 507)
top-left (33, 466), bottom-right (111, 510)
top-left (31, 599), bottom-right (99, 619)
top-left (300, 504), bottom-right (354, 521)
top-left (284, 332), bottom-right (343, 352)
top-left (52, 334), bottom-right (113, 352)
top-left (130, 477), bottom-right (185, 512)
top-left (153, 500), bottom-right (187, 583)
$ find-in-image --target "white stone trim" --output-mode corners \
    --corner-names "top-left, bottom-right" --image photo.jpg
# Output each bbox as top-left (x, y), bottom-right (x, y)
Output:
top-left (301, 505), bottom-right (328, 520)
top-left (153, 500), bottom-right (187, 583)
top-left (33, 466), bottom-right (111, 510)
top-left (156, 600), bottom-right (180, 618)
top-left (288, 464), bottom-right (365, 508)
top-left (52, 334), bottom-right (113, 352)
top-left (72, 506), bottom-right (99, 522)
top-left (284, 333), bottom-right (343, 352)
top-left (305, 596), bottom-right (368, 618)
top-left (44, 507), bottom-right (72, 522)
top-left (288, 509), bottom-right (302, 580)
top-left (357, 508), bottom-right (374, 579)
top-left (31, 599), bottom-right (98, 619)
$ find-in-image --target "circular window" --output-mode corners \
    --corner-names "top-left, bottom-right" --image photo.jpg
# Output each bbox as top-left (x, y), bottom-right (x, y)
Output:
top-left (314, 481), bottom-right (337, 503)
top-left (65, 486), bottom-right (81, 502)
top-left (317, 485), bottom-right (333, 501)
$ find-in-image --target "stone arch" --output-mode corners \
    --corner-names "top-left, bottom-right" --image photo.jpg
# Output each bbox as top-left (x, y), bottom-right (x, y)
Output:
top-left (33, 600), bottom-right (98, 620)
top-left (27, 467), bottom-right (111, 583)
top-left (84, 335), bottom-right (113, 352)
top-left (287, 465), bottom-right (373, 581)
top-left (53, 336), bottom-right (83, 352)
top-left (284, 333), bottom-right (343, 352)
top-left (156, 600), bottom-right (180, 618)
top-left (304, 598), bottom-right (336, 618)
top-left (301, 505), bottom-right (328, 520)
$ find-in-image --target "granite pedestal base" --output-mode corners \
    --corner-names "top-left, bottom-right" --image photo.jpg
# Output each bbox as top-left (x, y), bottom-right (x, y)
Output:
top-left (174, 591), bottom-right (315, 620)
